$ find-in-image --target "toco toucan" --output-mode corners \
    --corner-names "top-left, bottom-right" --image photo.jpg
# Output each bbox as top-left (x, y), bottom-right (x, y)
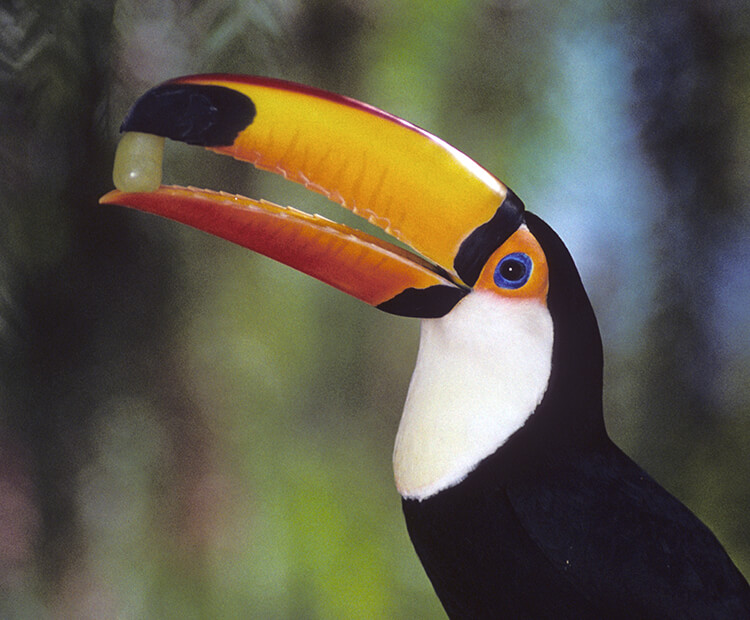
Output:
top-left (101, 75), bottom-right (750, 619)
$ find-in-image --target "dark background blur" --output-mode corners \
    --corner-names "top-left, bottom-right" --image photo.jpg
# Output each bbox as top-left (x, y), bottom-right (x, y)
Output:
top-left (1, 1), bottom-right (748, 618)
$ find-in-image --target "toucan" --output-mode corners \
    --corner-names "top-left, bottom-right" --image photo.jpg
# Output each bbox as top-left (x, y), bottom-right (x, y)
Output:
top-left (101, 75), bottom-right (750, 619)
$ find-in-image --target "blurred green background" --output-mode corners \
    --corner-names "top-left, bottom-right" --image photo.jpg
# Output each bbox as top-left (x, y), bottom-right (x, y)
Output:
top-left (1, 1), bottom-right (749, 618)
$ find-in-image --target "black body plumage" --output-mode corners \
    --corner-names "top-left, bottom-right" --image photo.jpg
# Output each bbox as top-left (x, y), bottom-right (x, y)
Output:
top-left (403, 213), bottom-right (750, 619)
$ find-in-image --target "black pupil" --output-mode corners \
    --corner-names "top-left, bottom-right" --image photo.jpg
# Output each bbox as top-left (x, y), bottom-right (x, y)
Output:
top-left (501, 258), bottom-right (526, 281)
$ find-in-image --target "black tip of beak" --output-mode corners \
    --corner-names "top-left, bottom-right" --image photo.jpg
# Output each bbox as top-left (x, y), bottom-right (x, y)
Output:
top-left (120, 82), bottom-right (256, 147)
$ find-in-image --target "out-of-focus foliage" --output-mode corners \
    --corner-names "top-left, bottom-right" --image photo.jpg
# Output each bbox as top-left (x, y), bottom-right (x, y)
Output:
top-left (0, 1), bottom-right (748, 617)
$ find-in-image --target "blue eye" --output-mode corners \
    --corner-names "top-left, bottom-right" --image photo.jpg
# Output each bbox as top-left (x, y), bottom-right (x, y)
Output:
top-left (493, 252), bottom-right (532, 289)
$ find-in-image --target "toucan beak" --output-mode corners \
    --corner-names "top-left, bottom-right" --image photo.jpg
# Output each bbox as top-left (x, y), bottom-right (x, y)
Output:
top-left (100, 74), bottom-right (525, 317)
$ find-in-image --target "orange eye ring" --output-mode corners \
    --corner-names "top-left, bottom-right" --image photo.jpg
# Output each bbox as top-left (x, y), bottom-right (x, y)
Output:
top-left (474, 226), bottom-right (549, 303)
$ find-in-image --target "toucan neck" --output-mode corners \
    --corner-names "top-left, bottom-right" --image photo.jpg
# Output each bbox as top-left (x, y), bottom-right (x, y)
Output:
top-left (524, 212), bottom-right (607, 448)
top-left (393, 293), bottom-right (554, 501)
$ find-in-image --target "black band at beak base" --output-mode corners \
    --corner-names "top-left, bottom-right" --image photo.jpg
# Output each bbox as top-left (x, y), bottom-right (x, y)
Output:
top-left (453, 189), bottom-right (526, 287)
top-left (377, 285), bottom-right (470, 318)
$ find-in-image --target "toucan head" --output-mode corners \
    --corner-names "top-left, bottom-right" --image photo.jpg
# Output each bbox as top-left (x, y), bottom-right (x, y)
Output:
top-left (101, 75), bottom-right (604, 501)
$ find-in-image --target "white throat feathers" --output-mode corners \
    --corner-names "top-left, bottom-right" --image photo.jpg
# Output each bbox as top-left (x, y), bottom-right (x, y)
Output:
top-left (393, 291), bottom-right (554, 501)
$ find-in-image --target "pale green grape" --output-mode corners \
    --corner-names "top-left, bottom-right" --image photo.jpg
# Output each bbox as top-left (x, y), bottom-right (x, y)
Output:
top-left (113, 132), bottom-right (165, 192)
